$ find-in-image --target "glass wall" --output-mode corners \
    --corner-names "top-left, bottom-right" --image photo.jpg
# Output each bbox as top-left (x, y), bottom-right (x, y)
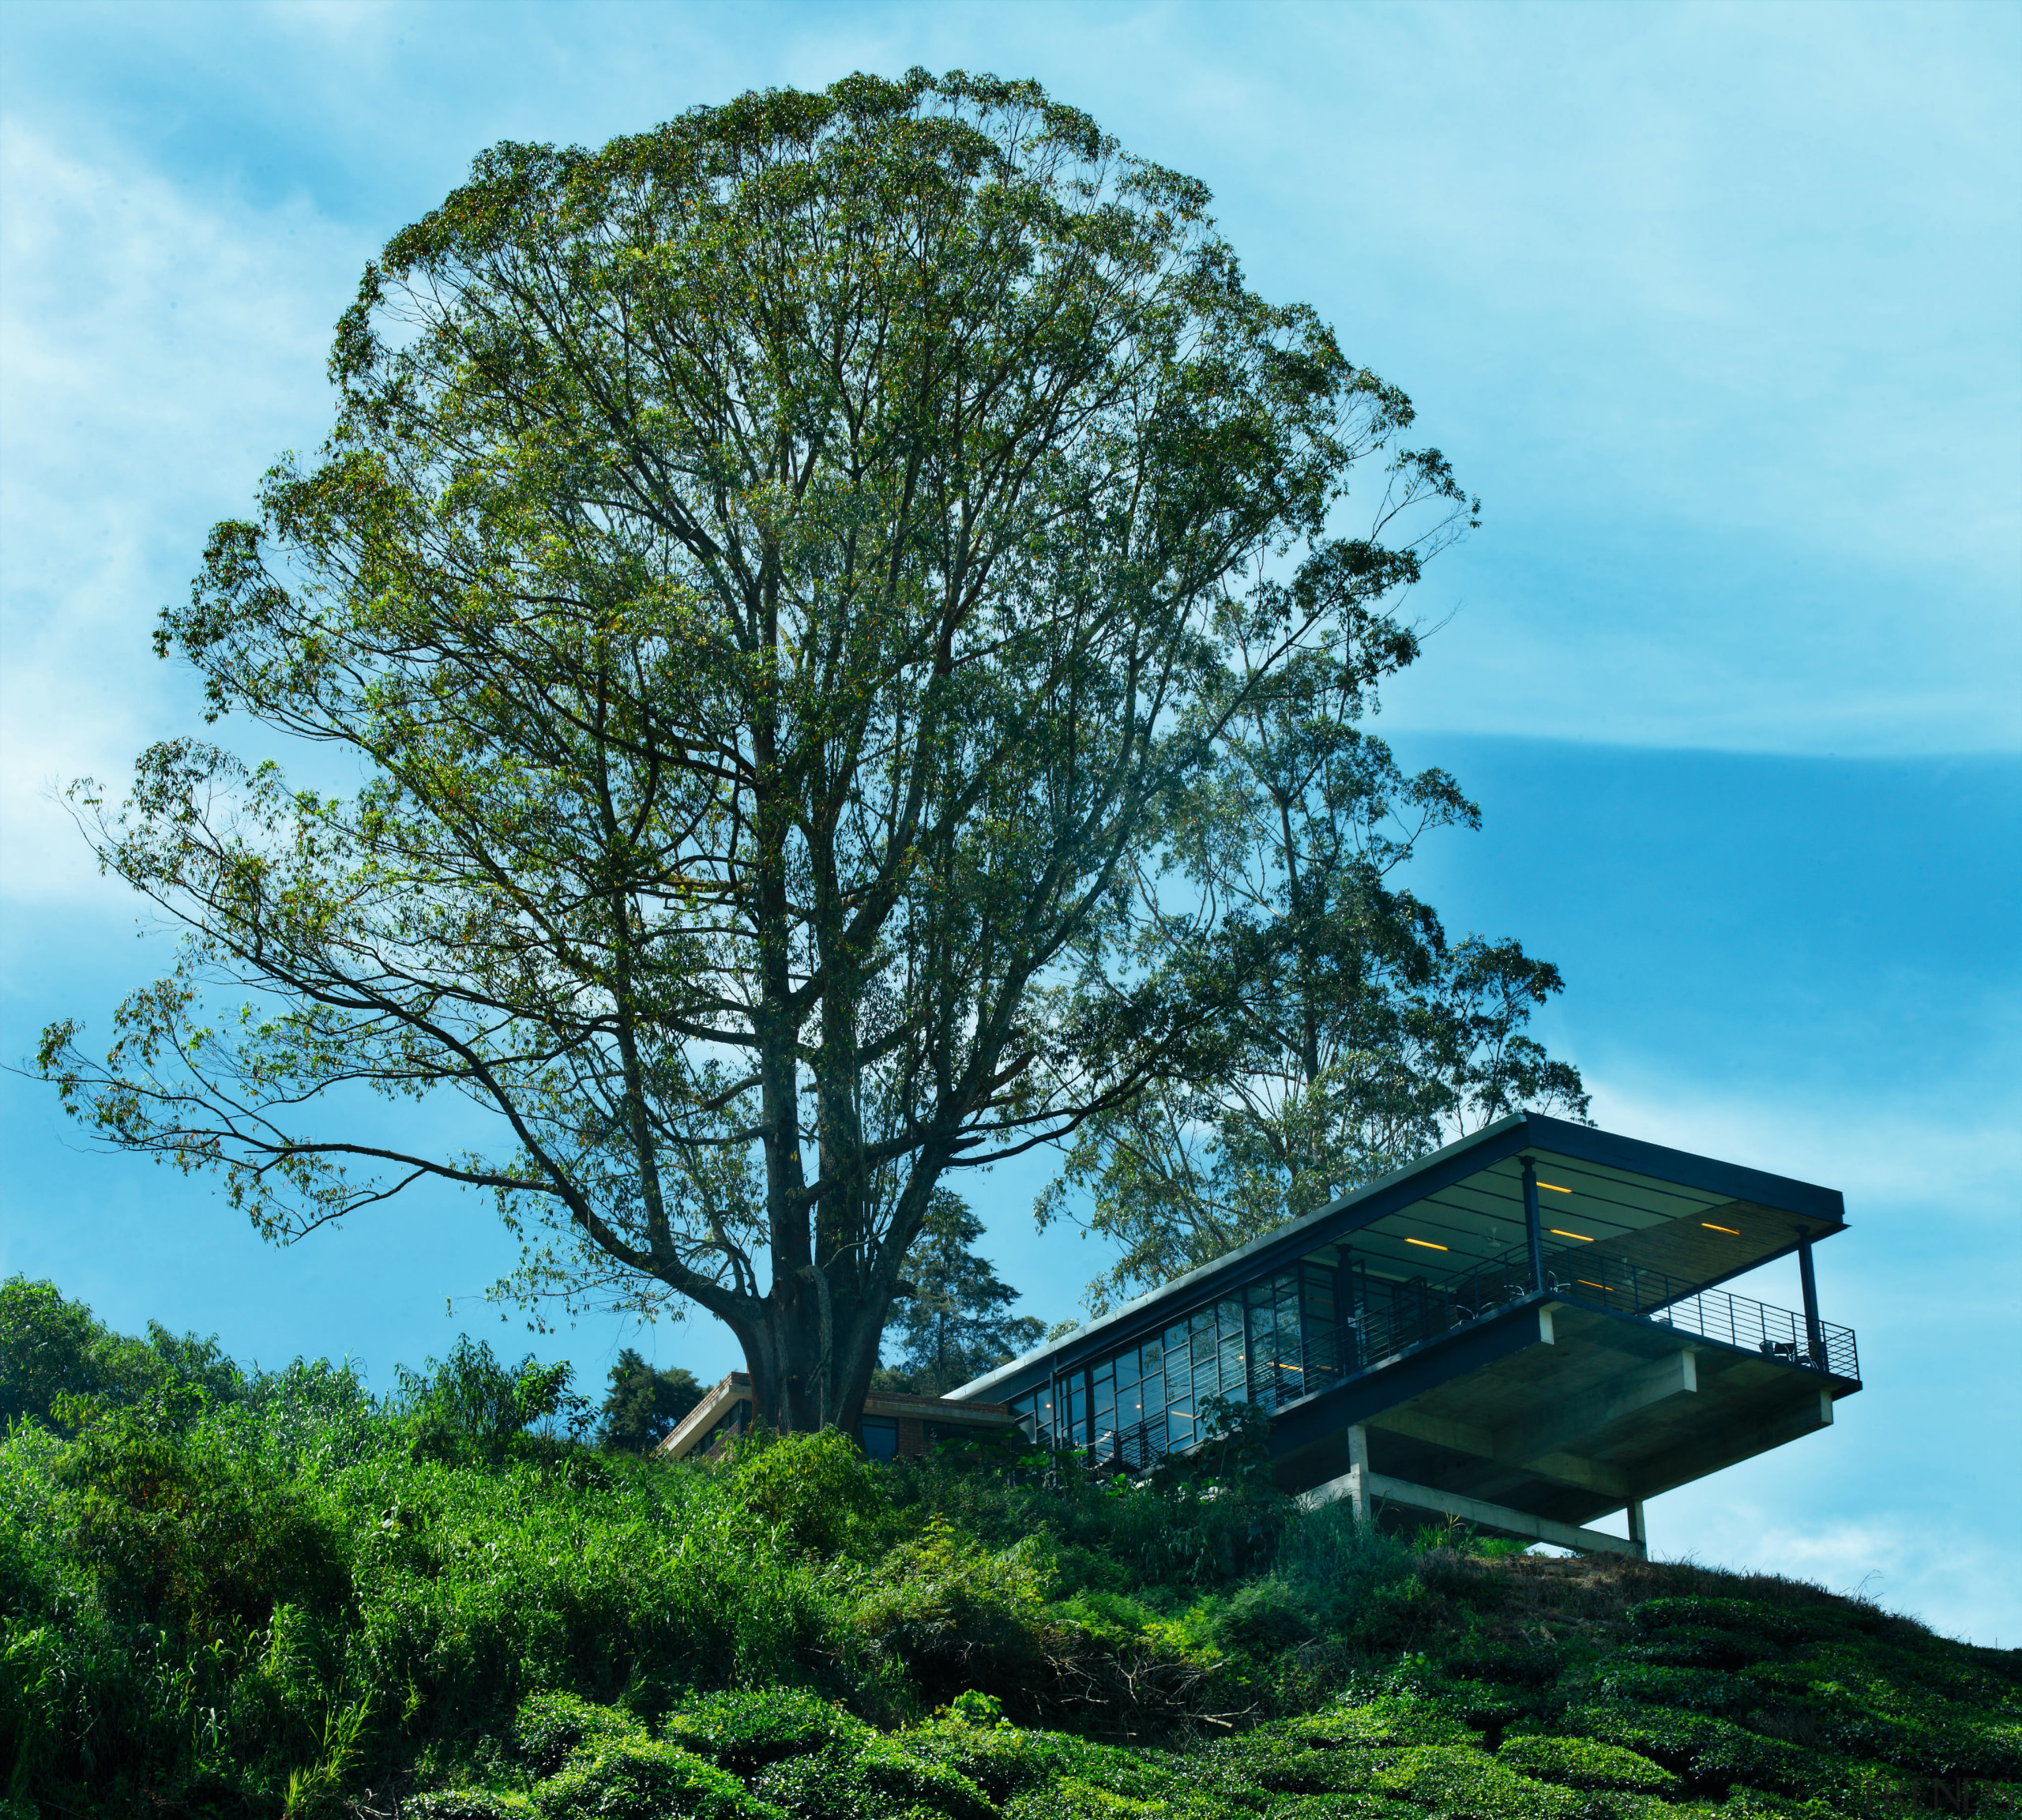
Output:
top-left (1008, 1254), bottom-right (1344, 1462)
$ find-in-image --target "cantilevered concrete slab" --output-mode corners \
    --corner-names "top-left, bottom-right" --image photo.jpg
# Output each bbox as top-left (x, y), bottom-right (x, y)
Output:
top-left (1267, 1296), bottom-right (1843, 1529)
top-left (947, 1111), bottom-right (1861, 1552)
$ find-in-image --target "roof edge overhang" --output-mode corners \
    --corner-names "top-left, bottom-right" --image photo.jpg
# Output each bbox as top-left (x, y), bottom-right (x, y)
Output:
top-left (945, 1113), bottom-right (1848, 1403)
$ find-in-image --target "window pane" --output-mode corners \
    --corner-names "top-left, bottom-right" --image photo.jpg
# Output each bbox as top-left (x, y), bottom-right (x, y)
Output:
top-left (861, 1417), bottom-right (899, 1462)
top-left (1115, 1349), bottom-right (1140, 1390)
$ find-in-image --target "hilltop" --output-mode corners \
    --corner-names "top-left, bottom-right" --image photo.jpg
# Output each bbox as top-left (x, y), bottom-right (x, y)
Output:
top-left (2, 1277), bottom-right (2016, 1818)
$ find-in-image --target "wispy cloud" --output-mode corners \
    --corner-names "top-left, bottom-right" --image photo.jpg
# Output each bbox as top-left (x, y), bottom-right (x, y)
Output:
top-left (1649, 1498), bottom-right (2020, 1650)
top-left (0, 120), bottom-right (366, 905)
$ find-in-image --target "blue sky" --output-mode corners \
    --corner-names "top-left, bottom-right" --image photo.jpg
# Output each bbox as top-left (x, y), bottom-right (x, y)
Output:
top-left (2, 2), bottom-right (2016, 1641)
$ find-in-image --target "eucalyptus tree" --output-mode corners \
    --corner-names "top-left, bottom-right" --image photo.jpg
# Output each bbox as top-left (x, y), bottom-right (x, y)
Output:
top-left (875, 1189), bottom-right (1044, 1396)
top-left (38, 70), bottom-right (1470, 1432)
top-left (1038, 645), bottom-right (1588, 1314)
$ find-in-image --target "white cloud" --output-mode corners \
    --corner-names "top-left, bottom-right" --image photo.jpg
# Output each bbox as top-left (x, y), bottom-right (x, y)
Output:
top-left (0, 119), bottom-right (368, 906)
top-left (1647, 1498), bottom-right (2021, 1650)
top-left (1581, 1070), bottom-right (2020, 1224)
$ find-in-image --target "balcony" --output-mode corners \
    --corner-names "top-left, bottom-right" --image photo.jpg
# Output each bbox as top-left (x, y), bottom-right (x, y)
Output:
top-left (960, 1115), bottom-right (1859, 1553)
top-left (1077, 1241), bottom-right (1857, 1477)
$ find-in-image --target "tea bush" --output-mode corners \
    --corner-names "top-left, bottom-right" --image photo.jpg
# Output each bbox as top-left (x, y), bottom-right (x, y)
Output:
top-left (667, 1688), bottom-right (876, 1771)
top-left (532, 1736), bottom-right (779, 1820)
top-left (5, 1277), bottom-right (2021, 1820)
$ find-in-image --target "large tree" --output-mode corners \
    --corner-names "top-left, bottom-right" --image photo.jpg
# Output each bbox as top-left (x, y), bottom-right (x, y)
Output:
top-left (1039, 647), bottom-right (1588, 1314)
top-left (874, 1190), bottom-right (1043, 1396)
top-left (37, 70), bottom-right (1471, 1433)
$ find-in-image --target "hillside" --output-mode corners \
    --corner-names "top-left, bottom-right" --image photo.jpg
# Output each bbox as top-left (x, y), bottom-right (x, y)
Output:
top-left (2, 1279), bottom-right (2016, 1819)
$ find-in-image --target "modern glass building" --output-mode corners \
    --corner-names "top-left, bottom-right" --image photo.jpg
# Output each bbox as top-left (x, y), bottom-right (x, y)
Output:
top-left (945, 1111), bottom-right (1860, 1556)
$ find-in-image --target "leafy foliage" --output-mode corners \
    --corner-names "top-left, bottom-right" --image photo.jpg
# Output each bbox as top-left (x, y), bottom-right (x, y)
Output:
top-left (5, 1281), bottom-right (2018, 1820)
top-left (666, 1688), bottom-right (874, 1772)
top-left (877, 1191), bottom-right (1045, 1397)
top-left (0, 1273), bottom-right (241, 1431)
top-left (37, 70), bottom-right (1479, 1437)
top-left (396, 1333), bottom-right (588, 1463)
top-left (598, 1348), bottom-right (706, 1452)
top-left (533, 1735), bottom-right (780, 1820)
top-left (1035, 704), bottom-right (1588, 1312)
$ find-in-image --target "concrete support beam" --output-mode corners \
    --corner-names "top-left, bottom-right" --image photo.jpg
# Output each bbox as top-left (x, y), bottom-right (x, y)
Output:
top-left (1495, 1347), bottom-right (1697, 1464)
top-left (1366, 1408), bottom-right (1632, 1498)
top-left (1362, 1344), bottom-right (1693, 1499)
top-left (1634, 1384), bottom-right (1833, 1503)
top-left (1299, 1467), bottom-right (1648, 1559)
top-left (1344, 1423), bottom-right (1370, 1519)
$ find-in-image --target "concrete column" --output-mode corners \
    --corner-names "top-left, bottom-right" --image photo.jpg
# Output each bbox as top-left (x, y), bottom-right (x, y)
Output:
top-left (1346, 1423), bottom-right (1370, 1522)
top-left (1625, 1498), bottom-right (1648, 1557)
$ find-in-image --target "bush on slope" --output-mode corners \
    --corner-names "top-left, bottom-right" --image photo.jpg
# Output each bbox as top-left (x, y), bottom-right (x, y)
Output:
top-left (3, 1279), bottom-right (2019, 1819)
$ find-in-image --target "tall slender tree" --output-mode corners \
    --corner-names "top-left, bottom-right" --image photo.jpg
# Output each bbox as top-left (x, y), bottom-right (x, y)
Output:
top-left (875, 1190), bottom-right (1043, 1396)
top-left (1039, 644), bottom-right (1586, 1314)
top-left (37, 70), bottom-right (1471, 1432)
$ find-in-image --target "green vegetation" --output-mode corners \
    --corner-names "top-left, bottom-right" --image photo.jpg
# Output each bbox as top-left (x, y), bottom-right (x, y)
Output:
top-left (4, 1277), bottom-right (2017, 1820)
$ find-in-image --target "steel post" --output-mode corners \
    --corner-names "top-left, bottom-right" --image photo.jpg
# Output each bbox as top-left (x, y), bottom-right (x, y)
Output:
top-left (1522, 1157), bottom-right (1545, 1294)
top-left (1797, 1232), bottom-right (1825, 1367)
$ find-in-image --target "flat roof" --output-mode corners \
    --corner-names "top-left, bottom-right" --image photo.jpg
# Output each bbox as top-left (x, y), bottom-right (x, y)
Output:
top-left (945, 1111), bottom-right (1846, 1401)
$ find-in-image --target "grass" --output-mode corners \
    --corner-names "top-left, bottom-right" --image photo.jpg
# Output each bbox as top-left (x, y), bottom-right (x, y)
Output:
top-left (2, 1274), bottom-right (2018, 1820)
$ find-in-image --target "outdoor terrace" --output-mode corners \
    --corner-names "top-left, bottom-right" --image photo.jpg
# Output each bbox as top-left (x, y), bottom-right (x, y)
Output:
top-left (949, 1111), bottom-right (1860, 1555)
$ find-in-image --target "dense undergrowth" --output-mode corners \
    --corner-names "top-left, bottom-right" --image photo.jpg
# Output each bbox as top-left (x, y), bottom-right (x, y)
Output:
top-left (3, 1280), bottom-right (2017, 1820)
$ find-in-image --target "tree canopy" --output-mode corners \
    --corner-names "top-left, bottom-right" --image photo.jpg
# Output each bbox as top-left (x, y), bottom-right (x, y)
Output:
top-left (597, 1348), bottom-right (705, 1452)
top-left (874, 1190), bottom-right (1043, 1396)
top-left (1036, 676), bottom-right (1588, 1311)
top-left (39, 69), bottom-right (1493, 1433)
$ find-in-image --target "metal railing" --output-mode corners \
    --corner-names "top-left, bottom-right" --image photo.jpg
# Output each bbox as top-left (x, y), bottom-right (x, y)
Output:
top-left (1528, 1243), bottom-right (1859, 1382)
top-left (1036, 1239), bottom-right (1858, 1470)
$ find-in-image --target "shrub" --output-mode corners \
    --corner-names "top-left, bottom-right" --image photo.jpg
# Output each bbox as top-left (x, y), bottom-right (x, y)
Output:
top-left (1366, 1746), bottom-right (1582, 1820)
top-left (666, 1688), bottom-right (874, 1770)
top-left (53, 1400), bottom-right (347, 1634)
top-left (999, 1775), bottom-right (1235, 1820)
top-left (1437, 1645), bottom-right (1565, 1689)
top-left (1585, 1665), bottom-right (1750, 1715)
top-left (1215, 1578), bottom-right (1320, 1657)
top-left (1426, 1679), bottom-right (1532, 1733)
top-left (515, 1692), bottom-right (651, 1778)
top-left (893, 1722), bottom-right (1127, 1803)
top-left (754, 1735), bottom-right (999, 1820)
top-left (1614, 1627), bottom-right (1775, 1671)
top-left (408, 1795), bottom-right (536, 1819)
top-left (1193, 1727), bottom-right (1369, 1799)
top-left (1292, 1697), bottom-right (1481, 1752)
top-left (397, 1337), bottom-right (581, 1466)
top-left (1561, 1705), bottom-right (1828, 1799)
top-left (1623, 1600), bottom-right (1812, 1649)
top-left (851, 1523), bottom-right (1052, 1701)
top-left (731, 1431), bottom-right (890, 1559)
top-left (534, 1736), bottom-right (781, 1820)
top-left (1266, 1798), bottom-right (1425, 1820)
top-left (1493, 1737), bottom-right (1678, 1795)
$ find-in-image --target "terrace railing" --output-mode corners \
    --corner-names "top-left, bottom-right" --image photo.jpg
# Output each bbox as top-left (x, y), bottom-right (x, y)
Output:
top-left (1035, 1239), bottom-right (1858, 1470)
